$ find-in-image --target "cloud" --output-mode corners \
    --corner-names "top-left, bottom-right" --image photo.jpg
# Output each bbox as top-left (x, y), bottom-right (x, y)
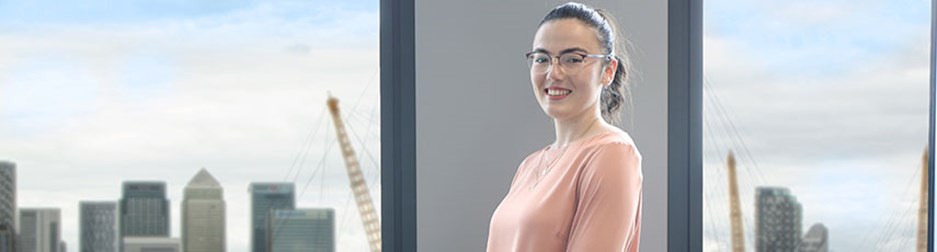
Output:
top-left (705, 0), bottom-right (929, 77)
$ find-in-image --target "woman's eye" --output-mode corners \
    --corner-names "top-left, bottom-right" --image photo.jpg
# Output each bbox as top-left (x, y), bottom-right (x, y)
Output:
top-left (563, 57), bottom-right (584, 64)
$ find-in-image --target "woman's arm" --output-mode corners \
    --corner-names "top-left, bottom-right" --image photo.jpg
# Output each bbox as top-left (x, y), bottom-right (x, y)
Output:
top-left (566, 142), bottom-right (643, 252)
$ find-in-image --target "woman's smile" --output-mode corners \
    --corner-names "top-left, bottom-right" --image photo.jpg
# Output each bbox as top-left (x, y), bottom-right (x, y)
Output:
top-left (545, 87), bottom-right (573, 100)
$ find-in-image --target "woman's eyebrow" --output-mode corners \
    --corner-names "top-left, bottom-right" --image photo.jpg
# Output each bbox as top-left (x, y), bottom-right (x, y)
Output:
top-left (532, 48), bottom-right (551, 54)
top-left (532, 47), bottom-right (590, 55)
top-left (558, 47), bottom-right (589, 55)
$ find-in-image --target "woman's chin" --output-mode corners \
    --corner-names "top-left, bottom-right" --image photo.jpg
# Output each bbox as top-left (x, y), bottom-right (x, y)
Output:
top-left (542, 107), bottom-right (571, 121)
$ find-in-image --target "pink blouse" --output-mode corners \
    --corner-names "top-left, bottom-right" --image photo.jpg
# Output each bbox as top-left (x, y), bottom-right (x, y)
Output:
top-left (486, 129), bottom-right (643, 252)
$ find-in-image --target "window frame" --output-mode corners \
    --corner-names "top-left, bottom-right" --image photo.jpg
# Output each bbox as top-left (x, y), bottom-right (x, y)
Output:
top-left (380, 0), bottom-right (935, 251)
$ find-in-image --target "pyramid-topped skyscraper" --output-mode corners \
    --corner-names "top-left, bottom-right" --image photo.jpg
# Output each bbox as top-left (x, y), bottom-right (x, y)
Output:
top-left (182, 168), bottom-right (225, 252)
top-left (188, 168), bottom-right (222, 188)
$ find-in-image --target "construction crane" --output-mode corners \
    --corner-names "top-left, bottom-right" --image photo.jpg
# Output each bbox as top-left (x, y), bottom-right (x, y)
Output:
top-left (726, 151), bottom-right (746, 252)
top-left (327, 94), bottom-right (382, 252)
top-left (916, 148), bottom-right (928, 252)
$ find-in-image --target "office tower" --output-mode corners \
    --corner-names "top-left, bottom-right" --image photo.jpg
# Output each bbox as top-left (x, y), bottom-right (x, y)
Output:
top-left (119, 181), bottom-right (170, 238)
top-left (0, 223), bottom-right (13, 252)
top-left (756, 187), bottom-right (802, 252)
top-left (123, 237), bottom-right (180, 252)
top-left (79, 201), bottom-right (118, 252)
top-left (182, 168), bottom-right (225, 252)
top-left (267, 209), bottom-right (334, 252)
top-left (249, 183), bottom-right (295, 252)
top-left (0, 161), bottom-right (14, 246)
top-left (18, 208), bottom-right (61, 252)
top-left (797, 223), bottom-right (828, 252)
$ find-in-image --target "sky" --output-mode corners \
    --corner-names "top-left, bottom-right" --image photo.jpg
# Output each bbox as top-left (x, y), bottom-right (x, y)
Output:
top-left (0, 0), bottom-right (380, 251)
top-left (702, 0), bottom-right (932, 251)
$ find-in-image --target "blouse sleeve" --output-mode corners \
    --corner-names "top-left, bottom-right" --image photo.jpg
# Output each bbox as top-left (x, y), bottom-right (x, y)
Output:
top-left (508, 154), bottom-right (536, 193)
top-left (566, 142), bottom-right (643, 252)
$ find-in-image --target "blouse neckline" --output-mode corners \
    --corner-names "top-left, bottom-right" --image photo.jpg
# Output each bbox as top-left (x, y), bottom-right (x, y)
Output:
top-left (542, 129), bottom-right (619, 152)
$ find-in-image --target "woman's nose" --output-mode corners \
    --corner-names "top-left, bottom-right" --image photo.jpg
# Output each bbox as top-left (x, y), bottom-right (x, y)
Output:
top-left (545, 63), bottom-right (566, 82)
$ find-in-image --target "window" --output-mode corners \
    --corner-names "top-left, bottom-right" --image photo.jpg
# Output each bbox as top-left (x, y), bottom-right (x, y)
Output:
top-left (0, 1), bottom-right (380, 251)
top-left (702, 1), bottom-right (933, 251)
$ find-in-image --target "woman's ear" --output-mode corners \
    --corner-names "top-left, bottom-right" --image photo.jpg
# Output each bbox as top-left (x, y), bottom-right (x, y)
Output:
top-left (603, 58), bottom-right (618, 86)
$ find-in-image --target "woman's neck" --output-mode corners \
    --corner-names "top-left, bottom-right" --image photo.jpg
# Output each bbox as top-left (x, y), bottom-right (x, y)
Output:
top-left (552, 108), bottom-right (605, 147)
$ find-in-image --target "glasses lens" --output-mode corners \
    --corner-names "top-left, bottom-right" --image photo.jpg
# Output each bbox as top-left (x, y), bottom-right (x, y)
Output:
top-left (527, 53), bottom-right (551, 73)
top-left (558, 53), bottom-right (586, 73)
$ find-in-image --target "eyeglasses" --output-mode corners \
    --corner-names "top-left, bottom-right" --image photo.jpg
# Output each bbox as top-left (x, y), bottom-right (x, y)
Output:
top-left (525, 51), bottom-right (611, 75)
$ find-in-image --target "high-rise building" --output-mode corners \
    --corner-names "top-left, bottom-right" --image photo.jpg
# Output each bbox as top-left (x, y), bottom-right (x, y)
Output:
top-left (267, 209), bottom-right (334, 252)
top-left (18, 208), bottom-right (61, 252)
top-left (123, 237), bottom-right (180, 252)
top-left (249, 183), bottom-right (294, 252)
top-left (119, 181), bottom-right (170, 238)
top-left (797, 223), bottom-right (828, 252)
top-left (0, 160), bottom-right (15, 251)
top-left (182, 168), bottom-right (225, 252)
top-left (756, 187), bottom-right (802, 252)
top-left (79, 201), bottom-right (118, 252)
top-left (0, 223), bottom-right (14, 252)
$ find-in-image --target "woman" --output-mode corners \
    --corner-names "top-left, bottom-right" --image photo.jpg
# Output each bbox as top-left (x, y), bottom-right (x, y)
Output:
top-left (486, 2), bottom-right (642, 252)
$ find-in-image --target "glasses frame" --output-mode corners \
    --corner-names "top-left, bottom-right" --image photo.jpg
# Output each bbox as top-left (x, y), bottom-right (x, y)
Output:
top-left (524, 51), bottom-right (612, 74)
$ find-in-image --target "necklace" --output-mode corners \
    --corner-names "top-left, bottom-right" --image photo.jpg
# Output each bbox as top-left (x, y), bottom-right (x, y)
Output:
top-left (529, 119), bottom-right (601, 190)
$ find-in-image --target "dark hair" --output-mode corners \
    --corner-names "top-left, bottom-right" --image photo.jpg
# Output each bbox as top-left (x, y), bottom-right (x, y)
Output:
top-left (539, 2), bottom-right (633, 127)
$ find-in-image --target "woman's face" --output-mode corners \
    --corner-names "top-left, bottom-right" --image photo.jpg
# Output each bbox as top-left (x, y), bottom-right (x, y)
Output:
top-left (530, 19), bottom-right (615, 122)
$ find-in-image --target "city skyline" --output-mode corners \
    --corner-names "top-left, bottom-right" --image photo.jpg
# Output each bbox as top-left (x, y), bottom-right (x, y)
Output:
top-left (5, 165), bottom-right (350, 252)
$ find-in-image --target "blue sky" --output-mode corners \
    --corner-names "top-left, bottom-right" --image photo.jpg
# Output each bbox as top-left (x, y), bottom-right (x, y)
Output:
top-left (0, 1), bottom-right (380, 252)
top-left (703, 0), bottom-right (931, 251)
top-left (705, 0), bottom-right (930, 76)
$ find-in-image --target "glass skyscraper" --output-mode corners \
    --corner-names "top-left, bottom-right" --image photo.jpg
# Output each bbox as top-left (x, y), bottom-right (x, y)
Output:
top-left (0, 161), bottom-right (14, 252)
top-left (120, 181), bottom-right (170, 238)
top-left (756, 187), bottom-right (802, 252)
top-left (249, 183), bottom-right (294, 252)
top-left (79, 201), bottom-right (118, 252)
top-left (0, 223), bottom-right (13, 252)
top-left (267, 209), bottom-right (334, 252)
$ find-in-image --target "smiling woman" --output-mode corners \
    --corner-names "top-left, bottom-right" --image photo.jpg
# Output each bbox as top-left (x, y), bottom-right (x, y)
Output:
top-left (485, 3), bottom-right (643, 252)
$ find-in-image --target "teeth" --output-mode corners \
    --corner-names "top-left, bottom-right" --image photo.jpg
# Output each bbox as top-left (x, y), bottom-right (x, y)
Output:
top-left (546, 89), bottom-right (572, 96)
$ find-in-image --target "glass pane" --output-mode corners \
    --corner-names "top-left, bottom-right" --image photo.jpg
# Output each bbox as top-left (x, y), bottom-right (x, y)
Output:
top-left (0, 1), bottom-right (380, 251)
top-left (703, 1), bottom-right (932, 251)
